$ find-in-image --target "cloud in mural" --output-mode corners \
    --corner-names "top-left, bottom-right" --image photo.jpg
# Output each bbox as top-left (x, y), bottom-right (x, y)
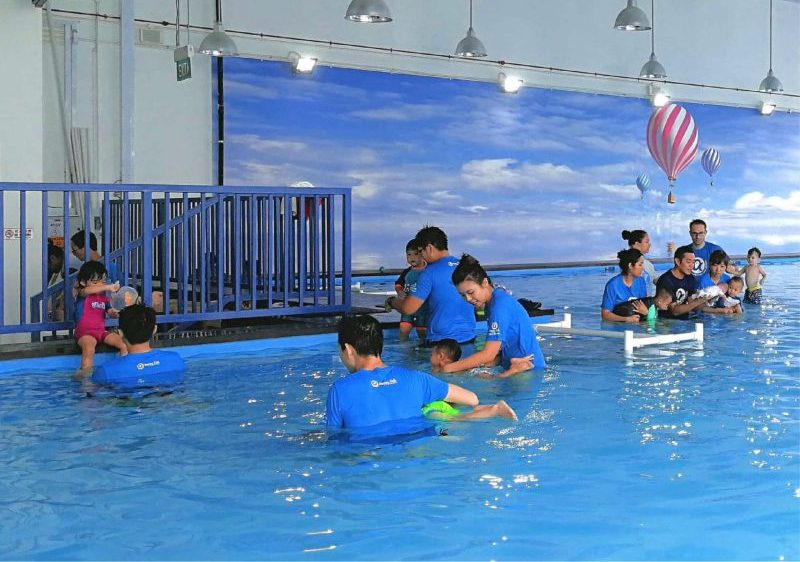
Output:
top-left (734, 190), bottom-right (800, 212)
top-left (461, 159), bottom-right (578, 190)
top-left (350, 103), bottom-right (447, 121)
top-left (459, 205), bottom-right (489, 214)
top-left (230, 134), bottom-right (307, 152)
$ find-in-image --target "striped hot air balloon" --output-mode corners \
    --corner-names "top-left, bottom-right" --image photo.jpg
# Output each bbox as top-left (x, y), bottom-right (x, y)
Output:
top-left (646, 104), bottom-right (699, 204)
top-left (701, 147), bottom-right (721, 187)
top-left (635, 173), bottom-right (651, 198)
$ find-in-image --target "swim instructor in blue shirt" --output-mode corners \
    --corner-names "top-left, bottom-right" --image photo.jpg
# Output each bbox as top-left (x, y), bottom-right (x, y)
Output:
top-left (385, 226), bottom-right (476, 346)
top-left (326, 315), bottom-right (480, 430)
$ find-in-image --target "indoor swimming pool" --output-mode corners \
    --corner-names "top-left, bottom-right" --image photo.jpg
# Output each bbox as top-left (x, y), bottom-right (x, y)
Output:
top-left (1, 261), bottom-right (797, 560)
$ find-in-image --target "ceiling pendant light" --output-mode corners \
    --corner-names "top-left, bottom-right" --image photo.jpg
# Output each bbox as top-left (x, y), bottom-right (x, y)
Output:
top-left (455, 0), bottom-right (487, 58)
top-left (614, 0), bottom-right (651, 31)
top-left (345, 0), bottom-right (392, 23)
top-left (758, 0), bottom-right (783, 92)
top-left (639, 0), bottom-right (666, 78)
top-left (199, 0), bottom-right (238, 56)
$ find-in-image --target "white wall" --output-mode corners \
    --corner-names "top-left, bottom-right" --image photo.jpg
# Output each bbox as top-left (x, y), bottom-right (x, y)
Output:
top-left (0, 1), bottom-right (44, 343)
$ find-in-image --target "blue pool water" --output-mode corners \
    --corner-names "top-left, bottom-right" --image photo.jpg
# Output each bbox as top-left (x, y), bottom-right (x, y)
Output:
top-left (1, 261), bottom-right (798, 560)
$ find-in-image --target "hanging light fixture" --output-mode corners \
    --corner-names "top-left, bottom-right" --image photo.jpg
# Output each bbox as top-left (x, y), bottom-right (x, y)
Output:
top-left (455, 0), bottom-right (487, 58)
top-left (614, 0), bottom-right (651, 31)
top-left (639, 0), bottom-right (666, 78)
top-left (199, 0), bottom-right (238, 56)
top-left (758, 0), bottom-right (783, 92)
top-left (345, 0), bottom-right (392, 23)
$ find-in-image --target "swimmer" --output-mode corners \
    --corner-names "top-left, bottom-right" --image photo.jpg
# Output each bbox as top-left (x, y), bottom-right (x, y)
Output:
top-left (612, 289), bottom-right (673, 321)
top-left (425, 340), bottom-right (517, 420)
top-left (738, 247), bottom-right (767, 304)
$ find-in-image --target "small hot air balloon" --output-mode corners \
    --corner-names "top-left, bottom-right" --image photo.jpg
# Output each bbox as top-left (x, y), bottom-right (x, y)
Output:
top-left (701, 147), bottom-right (721, 187)
top-left (635, 173), bottom-right (651, 199)
top-left (646, 104), bottom-right (699, 204)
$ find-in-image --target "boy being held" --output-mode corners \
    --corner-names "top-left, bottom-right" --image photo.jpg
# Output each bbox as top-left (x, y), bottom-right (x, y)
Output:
top-left (739, 247), bottom-right (767, 304)
top-left (394, 239), bottom-right (428, 341)
top-left (430, 339), bottom-right (531, 380)
top-left (426, 339), bottom-right (517, 420)
top-left (73, 261), bottom-right (126, 373)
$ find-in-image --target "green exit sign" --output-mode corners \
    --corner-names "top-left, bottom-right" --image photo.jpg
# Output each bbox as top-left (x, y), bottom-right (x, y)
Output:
top-left (176, 57), bottom-right (192, 81)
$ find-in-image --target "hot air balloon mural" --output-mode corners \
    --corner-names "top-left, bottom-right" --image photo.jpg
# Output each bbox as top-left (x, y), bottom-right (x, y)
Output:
top-left (646, 104), bottom-right (699, 204)
top-left (701, 147), bottom-right (721, 187)
top-left (635, 173), bottom-right (651, 199)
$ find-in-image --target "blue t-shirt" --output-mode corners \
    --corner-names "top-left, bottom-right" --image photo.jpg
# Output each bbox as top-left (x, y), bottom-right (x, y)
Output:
top-left (326, 365), bottom-right (448, 430)
top-left (697, 271), bottom-right (731, 290)
top-left (93, 349), bottom-right (185, 390)
top-left (409, 255), bottom-right (475, 343)
top-left (690, 242), bottom-right (723, 277)
top-left (485, 288), bottom-right (545, 370)
top-left (655, 270), bottom-right (699, 319)
top-left (601, 274), bottom-right (648, 312)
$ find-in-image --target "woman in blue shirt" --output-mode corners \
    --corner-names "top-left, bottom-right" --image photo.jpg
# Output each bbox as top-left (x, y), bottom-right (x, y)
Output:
top-left (438, 254), bottom-right (545, 378)
top-left (601, 248), bottom-right (649, 323)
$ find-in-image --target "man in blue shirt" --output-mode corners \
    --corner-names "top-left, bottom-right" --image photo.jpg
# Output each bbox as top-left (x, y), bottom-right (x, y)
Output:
top-left (70, 230), bottom-right (121, 283)
top-left (686, 219), bottom-right (736, 278)
top-left (655, 246), bottom-right (708, 320)
top-left (384, 226), bottom-right (475, 345)
top-left (327, 316), bottom-right (491, 431)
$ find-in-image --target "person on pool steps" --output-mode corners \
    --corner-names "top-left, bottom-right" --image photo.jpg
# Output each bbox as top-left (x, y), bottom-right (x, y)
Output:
top-left (73, 261), bottom-right (126, 372)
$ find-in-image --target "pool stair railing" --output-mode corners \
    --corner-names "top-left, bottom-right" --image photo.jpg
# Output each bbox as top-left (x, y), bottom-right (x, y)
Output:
top-left (535, 313), bottom-right (704, 353)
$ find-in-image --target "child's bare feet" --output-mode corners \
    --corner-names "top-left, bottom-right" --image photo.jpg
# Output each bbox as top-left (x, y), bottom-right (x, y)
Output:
top-left (72, 366), bottom-right (94, 380)
top-left (494, 400), bottom-right (518, 421)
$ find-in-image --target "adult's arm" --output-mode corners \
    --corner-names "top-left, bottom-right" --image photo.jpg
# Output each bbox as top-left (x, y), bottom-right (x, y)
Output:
top-left (601, 307), bottom-right (643, 323)
top-left (386, 294), bottom-right (424, 315)
top-left (442, 340), bottom-right (502, 373)
top-left (444, 383), bottom-right (478, 407)
top-left (668, 296), bottom-right (707, 316)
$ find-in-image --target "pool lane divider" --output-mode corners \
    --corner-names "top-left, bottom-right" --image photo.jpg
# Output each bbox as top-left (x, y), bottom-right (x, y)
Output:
top-left (535, 313), bottom-right (704, 353)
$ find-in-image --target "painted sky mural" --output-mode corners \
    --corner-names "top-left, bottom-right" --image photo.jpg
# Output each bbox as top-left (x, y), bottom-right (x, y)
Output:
top-left (223, 58), bottom-right (800, 270)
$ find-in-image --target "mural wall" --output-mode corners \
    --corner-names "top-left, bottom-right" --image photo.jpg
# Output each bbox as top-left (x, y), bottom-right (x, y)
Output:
top-left (224, 59), bottom-right (799, 270)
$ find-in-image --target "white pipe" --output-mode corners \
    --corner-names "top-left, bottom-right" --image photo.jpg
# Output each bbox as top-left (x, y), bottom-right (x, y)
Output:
top-left (45, 5), bottom-right (77, 183)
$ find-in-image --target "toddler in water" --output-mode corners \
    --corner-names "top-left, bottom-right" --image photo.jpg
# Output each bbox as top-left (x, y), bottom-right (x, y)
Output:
top-left (73, 261), bottom-right (127, 372)
top-left (394, 239), bottom-right (428, 341)
top-left (738, 247), bottom-right (767, 304)
top-left (611, 289), bottom-right (673, 322)
top-left (714, 276), bottom-right (744, 313)
top-left (425, 340), bottom-right (517, 420)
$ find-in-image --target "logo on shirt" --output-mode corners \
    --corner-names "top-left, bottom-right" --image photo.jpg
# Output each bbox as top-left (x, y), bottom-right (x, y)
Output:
top-left (90, 301), bottom-right (107, 310)
top-left (370, 378), bottom-right (397, 388)
top-left (675, 288), bottom-right (688, 304)
top-left (136, 360), bottom-right (161, 370)
top-left (488, 321), bottom-right (500, 337)
top-left (693, 257), bottom-right (706, 276)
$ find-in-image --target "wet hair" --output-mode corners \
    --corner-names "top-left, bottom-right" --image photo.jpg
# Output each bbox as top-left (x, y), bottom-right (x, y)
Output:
top-left (451, 253), bottom-right (490, 286)
top-left (71, 230), bottom-right (98, 251)
top-left (674, 245), bottom-right (695, 261)
top-left (709, 249), bottom-right (729, 266)
top-left (119, 304), bottom-right (157, 345)
top-left (405, 239), bottom-right (419, 253)
top-left (337, 315), bottom-right (383, 357)
top-left (433, 339), bottom-right (462, 362)
top-left (414, 226), bottom-right (448, 252)
top-left (728, 276), bottom-right (744, 288)
top-left (616, 248), bottom-right (643, 274)
top-left (76, 260), bottom-right (107, 284)
top-left (621, 230), bottom-right (648, 247)
top-left (689, 219), bottom-right (707, 230)
top-left (655, 288), bottom-right (673, 301)
top-left (747, 247), bottom-right (762, 258)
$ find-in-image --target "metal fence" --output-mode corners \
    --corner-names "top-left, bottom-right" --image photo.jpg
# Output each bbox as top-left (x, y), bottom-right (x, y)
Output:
top-left (0, 183), bottom-right (351, 338)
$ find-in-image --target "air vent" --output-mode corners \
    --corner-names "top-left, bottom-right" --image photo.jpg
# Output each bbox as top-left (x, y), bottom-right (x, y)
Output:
top-left (138, 28), bottom-right (163, 46)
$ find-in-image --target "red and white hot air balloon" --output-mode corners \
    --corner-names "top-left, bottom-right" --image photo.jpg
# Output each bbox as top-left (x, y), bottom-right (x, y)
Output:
top-left (646, 104), bottom-right (699, 204)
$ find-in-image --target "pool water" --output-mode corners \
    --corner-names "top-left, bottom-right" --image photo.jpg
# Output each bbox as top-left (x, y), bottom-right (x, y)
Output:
top-left (1, 262), bottom-right (798, 560)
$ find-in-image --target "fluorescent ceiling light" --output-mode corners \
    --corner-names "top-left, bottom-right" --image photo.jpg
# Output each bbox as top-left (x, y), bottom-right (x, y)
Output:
top-left (289, 53), bottom-right (317, 73)
top-left (759, 101), bottom-right (776, 115)
top-left (649, 85), bottom-right (670, 107)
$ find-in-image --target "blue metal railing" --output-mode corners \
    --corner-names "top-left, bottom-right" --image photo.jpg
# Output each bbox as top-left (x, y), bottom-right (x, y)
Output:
top-left (0, 183), bottom-right (351, 337)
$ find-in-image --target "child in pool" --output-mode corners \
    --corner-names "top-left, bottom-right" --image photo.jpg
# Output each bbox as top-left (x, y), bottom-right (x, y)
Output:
top-left (425, 339), bottom-right (517, 420)
top-left (708, 276), bottom-right (744, 314)
top-left (611, 289), bottom-right (673, 321)
top-left (738, 247), bottom-right (767, 304)
top-left (73, 261), bottom-right (127, 372)
top-left (394, 239), bottom-right (428, 341)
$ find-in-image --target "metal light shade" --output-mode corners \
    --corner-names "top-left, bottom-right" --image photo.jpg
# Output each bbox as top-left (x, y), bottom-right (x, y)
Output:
top-left (199, 22), bottom-right (238, 56)
top-left (455, 27), bottom-right (487, 58)
top-left (640, 52), bottom-right (666, 79)
top-left (759, 69), bottom-right (784, 92)
top-left (614, 0), bottom-right (651, 30)
top-left (345, 0), bottom-right (392, 22)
